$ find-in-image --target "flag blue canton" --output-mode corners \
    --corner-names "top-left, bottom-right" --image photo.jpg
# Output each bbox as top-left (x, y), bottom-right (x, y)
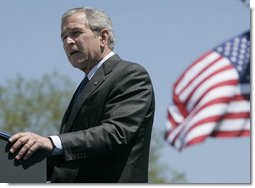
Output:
top-left (215, 31), bottom-right (250, 83)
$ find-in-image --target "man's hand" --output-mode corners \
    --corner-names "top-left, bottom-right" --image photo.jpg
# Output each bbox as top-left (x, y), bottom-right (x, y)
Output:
top-left (9, 132), bottom-right (53, 160)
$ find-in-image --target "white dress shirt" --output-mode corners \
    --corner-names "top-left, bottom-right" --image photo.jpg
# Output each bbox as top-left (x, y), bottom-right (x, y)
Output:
top-left (49, 51), bottom-right (115, 155)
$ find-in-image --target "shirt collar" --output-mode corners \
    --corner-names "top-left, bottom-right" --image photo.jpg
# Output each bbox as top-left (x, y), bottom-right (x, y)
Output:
top-left (86, 51), bottom-right (115, 80)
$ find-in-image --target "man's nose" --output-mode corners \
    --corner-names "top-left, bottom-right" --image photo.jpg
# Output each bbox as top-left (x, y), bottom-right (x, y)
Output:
top-left (66, 36), bottom-right (75, 44)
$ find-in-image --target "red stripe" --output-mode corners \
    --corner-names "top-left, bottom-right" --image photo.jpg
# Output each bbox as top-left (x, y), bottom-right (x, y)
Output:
top-left (174, 95), bottom-right (250, 143)
top-left (211, 130), bottom-right (250, 137)
top-left (167, 96), bottom-right (250, 147)
top-left (166, 110), bottom-right (181, 140)
top-left (173, 95), bottom-right (249, 137)
top-left (180, 112), bottom-right (250, 142)
top-left (190, 86), bottom-right (250, 111)
top-left (167, 110), bottom-right (179, 128)
top-left (184, 135), bottom-right (208, 150)
top-left (184, 65), bottom-right (235, 105)
top-left (174, 51), bottom-right (213, 87)
top-left (191, 113), bottom-right (250, 130)
top-left (194, 95), bottom-right (250, 114)
top-left (173, 94), bottom-right (189, 117)
top-left (183, 130), bottom-right (250, 150)
top-left (185, 79), bottom-right (238, 109)
top-left (178, 56), bottom-right (223, 96)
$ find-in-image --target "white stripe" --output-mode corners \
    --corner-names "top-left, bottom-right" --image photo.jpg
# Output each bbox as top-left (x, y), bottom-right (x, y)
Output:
top-left (191, 84), bottom-right (250, 111)
top-left (173, 139), bottom-right (182, 150)
top-left (184, 122), bottom-right (217, 144)
top-left (177, 104), bottom-right (228, 139)
top-left (166, 118), bottom-right (188, 144)
top-left (227, 100), bottom-right (250, 113)
top-left (186, 100), bottom-right (250, 134)
top-left (188, 85), bottom-right (236, 110)
top-left (173, 101), bottom-right (250, 146)
top-left (166, 120), bottom-right (174, 131)
top-left (175, 52), bottom-right (220, 94)
top-left (170, 100), bottom-right (250, 143)
top-left (181, 68), bottom-right (238, 105)
top-left (167, 103), bottom-right (227, 144)
top-left (216, 119), bottom-right (250, 131)
top-left (184, 118), bottom-right (250, 145)
top-left (178, 57), bottom-right (229, 97)
top-left (168, 105), bottom-right (184, 124)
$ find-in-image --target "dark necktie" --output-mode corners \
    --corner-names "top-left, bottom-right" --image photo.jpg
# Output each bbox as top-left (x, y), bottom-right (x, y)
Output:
top-left (74, 76), bottom-right (89, 101)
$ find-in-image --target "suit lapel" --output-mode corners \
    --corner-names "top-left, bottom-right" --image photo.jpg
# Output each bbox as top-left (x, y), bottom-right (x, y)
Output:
top-left (65, 68), bottom-right (105, 131)
top-left (61, 54), bottom-right (121, 133)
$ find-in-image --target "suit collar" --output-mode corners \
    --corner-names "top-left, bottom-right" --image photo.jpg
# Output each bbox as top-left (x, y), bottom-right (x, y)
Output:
top-left (62, 54), bottom-right (121, 132)
top-left (87, 51), bottom-right (115, 80)
top-left (102, 54), bottom-right (121, 75)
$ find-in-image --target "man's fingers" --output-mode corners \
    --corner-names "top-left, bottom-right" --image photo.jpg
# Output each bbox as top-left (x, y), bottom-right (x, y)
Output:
top-left (9, 135), bottom-right (29, 153)
top-left (23, 143), bottom-right (38, 160)
top-left (9, 132), bottom-right (24, 143)
top-left (15, 139), bottom-right (36, 160)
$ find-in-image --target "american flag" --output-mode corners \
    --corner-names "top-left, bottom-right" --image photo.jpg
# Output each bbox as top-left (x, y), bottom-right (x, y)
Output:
top-left (165, 31), bottom-right (250, 151)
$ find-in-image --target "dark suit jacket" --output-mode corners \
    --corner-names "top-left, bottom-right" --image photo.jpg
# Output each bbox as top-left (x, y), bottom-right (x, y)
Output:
top-left (47, 55), bottom-right (155, 183)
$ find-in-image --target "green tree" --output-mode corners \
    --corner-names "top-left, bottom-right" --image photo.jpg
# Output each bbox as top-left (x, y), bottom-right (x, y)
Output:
top-left (0, 72), bottom-right (75, 136)
top-left (149, 129), bottom-right (187, 183)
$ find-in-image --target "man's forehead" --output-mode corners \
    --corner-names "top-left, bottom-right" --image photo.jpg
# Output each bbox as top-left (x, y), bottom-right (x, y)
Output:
top-left (61, 12), bottom-right (88, 28)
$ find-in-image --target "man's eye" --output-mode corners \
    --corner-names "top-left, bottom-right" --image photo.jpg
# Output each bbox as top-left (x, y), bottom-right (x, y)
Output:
top-left (72, 31), bottom-right (82, 37)
top-left (61, 31), bottom-right (82, 41)
top-left (61, 35), bottom-right (67, 41)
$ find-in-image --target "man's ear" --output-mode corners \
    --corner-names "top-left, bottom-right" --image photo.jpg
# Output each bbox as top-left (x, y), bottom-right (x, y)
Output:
top-left (99, 29), bottom-right (109, 47)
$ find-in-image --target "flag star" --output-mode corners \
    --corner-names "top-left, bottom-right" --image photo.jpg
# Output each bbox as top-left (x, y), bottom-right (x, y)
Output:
top-left (232, 51), bottom-right (238, 57)
top-left (239, 54), bottom-right (245, 60)
top-left (241, 37), bottom-right (247, 43)
top-left (238, 60), bottom-right (244, 65)
top-left (231, 56), bottom-right (237, 62)
top-left (217, 47), bottom-right (223, 52)
top-left (240, 49), bottom-right (246, 54)
top-left (241, 43), bottom-right (247, 49)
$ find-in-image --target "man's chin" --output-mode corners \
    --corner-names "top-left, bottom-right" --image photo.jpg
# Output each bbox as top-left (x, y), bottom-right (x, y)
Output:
top-left (70, 60), bottom-right (86, 69)
top-left (71, 63), bottom-right (86, 70)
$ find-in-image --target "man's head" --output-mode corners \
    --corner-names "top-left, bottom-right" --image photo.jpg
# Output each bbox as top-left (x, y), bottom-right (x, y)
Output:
top-left (61, 7), bottom-right (115, 73)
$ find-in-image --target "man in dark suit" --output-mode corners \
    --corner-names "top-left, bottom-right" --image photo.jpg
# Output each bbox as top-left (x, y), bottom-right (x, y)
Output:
top-left (9, 7), bottom-right (155, 183)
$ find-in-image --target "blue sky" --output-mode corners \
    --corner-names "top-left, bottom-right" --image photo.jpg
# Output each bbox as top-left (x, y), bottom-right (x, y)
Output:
top-left (0, 0), bottom-right (250, 183)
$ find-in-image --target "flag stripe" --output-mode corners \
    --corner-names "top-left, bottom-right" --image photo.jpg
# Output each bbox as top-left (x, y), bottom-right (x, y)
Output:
top-left (175, 52), bottom-right (220, 94)
top-left (169, 99), bottom-right (250, 148)
top-left (185, 119), bottom-right (250, 149)
top-left (184, 65), bottom-right (237, 108)
top-left (190, 84), bottom-right (250, 111)
top-left (168, 94), bottom-right (250, 132)
top-left (180, 67), bottom-right (238, 104)
top-left (177, 56), bottom-right (224, 96)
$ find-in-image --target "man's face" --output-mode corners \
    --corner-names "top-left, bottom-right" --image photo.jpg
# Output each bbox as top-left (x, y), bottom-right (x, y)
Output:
top-left (61, 12), bottom-right (101, 72)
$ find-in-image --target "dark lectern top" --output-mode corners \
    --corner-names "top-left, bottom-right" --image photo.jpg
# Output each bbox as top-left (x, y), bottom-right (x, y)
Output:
top-left (0, 131), bottom-right (47, 183)
top-left (0, 131), bottom-right (10, 141)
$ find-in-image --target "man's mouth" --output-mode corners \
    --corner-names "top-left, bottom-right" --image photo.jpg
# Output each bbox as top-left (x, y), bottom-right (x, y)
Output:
top-left (70, 50), bottom-right (79, 56)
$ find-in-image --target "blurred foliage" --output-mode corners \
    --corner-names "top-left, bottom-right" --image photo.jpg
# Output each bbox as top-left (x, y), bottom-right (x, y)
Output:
top-left (0, 71), bottom-right (187, 183)
top-left (149, 129), bottom-right (187, 183)
top-left (0, 72), bottom-right (75, 136)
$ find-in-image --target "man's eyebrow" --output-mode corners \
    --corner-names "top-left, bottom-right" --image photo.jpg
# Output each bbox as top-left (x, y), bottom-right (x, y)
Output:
top-left (61, 27), bottom-right (83, 36)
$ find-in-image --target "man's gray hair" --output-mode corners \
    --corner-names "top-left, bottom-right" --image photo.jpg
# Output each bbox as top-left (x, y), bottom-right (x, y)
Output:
top-left (62, 7), bottom-right (115, 50)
